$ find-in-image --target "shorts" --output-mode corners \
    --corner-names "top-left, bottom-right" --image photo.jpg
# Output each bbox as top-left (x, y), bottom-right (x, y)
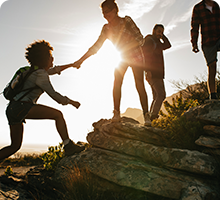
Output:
top-left (202, 39), bottom-right (220, 66)
top-left (6, 101), bottom-right (35, 125)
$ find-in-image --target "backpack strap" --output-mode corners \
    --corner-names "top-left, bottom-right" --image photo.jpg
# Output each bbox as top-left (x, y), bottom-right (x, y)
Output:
top-left (147, 36), bottom-right (157, 51)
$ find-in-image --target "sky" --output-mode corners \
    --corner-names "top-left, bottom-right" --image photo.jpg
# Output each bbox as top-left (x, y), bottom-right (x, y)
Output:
top-left (0, 0), bottom-right (220, 152)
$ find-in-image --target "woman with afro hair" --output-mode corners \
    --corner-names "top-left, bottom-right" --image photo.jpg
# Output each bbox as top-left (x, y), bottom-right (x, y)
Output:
top-left (0, 40), bottom-right (84, 161)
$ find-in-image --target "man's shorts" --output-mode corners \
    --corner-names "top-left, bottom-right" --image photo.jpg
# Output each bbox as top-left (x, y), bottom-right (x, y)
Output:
top-left (6, 101), bottom-right (35, 125)
top-left (202, 39), bottom-right (220, 66)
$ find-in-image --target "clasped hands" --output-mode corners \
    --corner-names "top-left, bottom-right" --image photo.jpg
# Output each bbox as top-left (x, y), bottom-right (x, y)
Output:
top-left (65, 60), bottom-right (82, 69)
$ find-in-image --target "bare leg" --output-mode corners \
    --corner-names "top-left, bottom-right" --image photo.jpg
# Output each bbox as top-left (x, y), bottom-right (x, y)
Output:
top-left (0, 124), bottom-right (23, 160)
top-left (113, 63), bottom-right (128, 111)
top-left (132, 66), bottom-right (148, 114)
top-left (26, 104), bottom-right (69, 141)
top-left (207, 61), bottom-right (217, 94)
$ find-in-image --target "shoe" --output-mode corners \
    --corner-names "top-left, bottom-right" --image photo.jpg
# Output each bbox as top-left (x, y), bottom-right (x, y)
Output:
top-left (144, 112), bottom-right (152, 127)
top-left (111, 109), bottom-right (121, 122)
top-left (64, 140), bottom-right (85, 156)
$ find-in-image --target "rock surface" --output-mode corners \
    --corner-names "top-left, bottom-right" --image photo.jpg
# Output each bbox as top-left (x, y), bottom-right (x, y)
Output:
top-left (1, 102), bottom-right (220, 200)
top-left (54, 109), bottom-right (220, 200)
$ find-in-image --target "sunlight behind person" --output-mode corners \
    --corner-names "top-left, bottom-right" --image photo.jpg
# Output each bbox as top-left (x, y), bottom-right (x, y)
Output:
top-left (91, 40), bottom-right (122, 70)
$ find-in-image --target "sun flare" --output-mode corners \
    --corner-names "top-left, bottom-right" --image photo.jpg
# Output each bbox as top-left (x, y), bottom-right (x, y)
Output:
top-left (94, 40), bottom-right (122, 70)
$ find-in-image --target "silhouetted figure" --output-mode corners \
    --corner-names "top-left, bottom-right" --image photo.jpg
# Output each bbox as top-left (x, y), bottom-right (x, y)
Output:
top-left (143, 24), bottom-right (171, 121)
top-left (69, 0), bottom-right (151, 126)
top-left (0, 40), bottom-right (84, 161)
top-left (191, 0), bottom-right (220, 100)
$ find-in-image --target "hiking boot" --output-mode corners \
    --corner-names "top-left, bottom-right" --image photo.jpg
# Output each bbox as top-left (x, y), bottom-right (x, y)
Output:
top-left (111, 109), bottom-right (121, 122)
top-left (144, 112), bottom-right (152, 127)
top-left (64, 140), bottom-right (85, 156)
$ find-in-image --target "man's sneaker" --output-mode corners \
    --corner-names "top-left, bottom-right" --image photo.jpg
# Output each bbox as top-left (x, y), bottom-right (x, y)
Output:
top-left (111, 109), bottom-right (121, 122)
top-left (144, 112), bottom-right (152, 127)
top-left (64, 140), bottom-right (85, 156)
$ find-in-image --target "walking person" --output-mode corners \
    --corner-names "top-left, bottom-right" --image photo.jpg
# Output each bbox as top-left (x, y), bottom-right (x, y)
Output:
top-left (69, 0), bottom-right (151, 126)
top-left (143, 24), bottom-right (171, 121)
top-left (0, 40), bottom-right (85, 161)
top-left (191, 0), bottom-right (220, 100)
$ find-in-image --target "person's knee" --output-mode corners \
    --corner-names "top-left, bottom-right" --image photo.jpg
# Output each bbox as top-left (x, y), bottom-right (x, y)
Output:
top-left (54, 110), bottom-right (64, 120)
top-left (10, 142), bottom-right (22, 152)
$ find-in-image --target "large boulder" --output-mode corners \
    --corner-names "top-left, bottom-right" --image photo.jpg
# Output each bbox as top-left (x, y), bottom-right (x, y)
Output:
top-left (54, 115), bottom-right (220, 200)
top-left (184, 101), bottom-right (220, 125)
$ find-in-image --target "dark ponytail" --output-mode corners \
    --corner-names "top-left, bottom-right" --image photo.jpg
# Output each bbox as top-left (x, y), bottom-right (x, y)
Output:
top-left (101, 0), bottom-right (119, 13)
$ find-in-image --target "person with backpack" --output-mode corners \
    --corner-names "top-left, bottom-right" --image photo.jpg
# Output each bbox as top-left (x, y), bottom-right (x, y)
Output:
top-left (143, 24), bottom-right (171, 121)
top-left (0, 40), bottom-right (85, 161)
top-left (67, 0), bottom-right (152, 126)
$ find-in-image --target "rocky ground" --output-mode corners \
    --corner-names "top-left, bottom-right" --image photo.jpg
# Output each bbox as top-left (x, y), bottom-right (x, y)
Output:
top-left (1, 101), bottom-right (220, 200)
top-left (0, 165), bottom-right (65, 200)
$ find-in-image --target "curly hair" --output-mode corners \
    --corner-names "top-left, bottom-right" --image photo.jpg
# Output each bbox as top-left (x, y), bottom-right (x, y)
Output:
top-left (25, 40), bottom-right (53, 67)
top-left (101, 0), bottom-right (119, 13)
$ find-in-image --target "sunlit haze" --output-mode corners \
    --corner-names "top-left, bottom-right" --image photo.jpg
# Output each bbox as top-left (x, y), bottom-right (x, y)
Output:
top-left (0, 0), bottom-right (220, 152)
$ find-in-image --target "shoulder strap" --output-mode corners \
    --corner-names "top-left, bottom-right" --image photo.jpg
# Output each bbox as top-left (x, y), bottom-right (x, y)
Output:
top-left (148, 36), bottom-right (157, 50)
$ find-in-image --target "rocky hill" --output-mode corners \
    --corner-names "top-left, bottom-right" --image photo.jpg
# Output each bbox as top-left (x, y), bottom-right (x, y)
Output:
top-left (54, 101), bottom-right (220, 200)
top-left (1, 101), bottom-right (220, 200)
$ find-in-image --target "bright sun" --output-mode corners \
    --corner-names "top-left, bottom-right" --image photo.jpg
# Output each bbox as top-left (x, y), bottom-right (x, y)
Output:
top-left (94, 40), bottom-right (122, 70)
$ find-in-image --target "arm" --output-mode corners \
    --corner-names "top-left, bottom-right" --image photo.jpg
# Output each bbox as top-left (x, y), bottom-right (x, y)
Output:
top-left (161, 34), bottom-right (171, 50)
top-left (190, 6), bottom-right (200, 53)
top-left (47, 64), bottom-right (74, 76)
top-left (36, 70), bottom-right (80, 108)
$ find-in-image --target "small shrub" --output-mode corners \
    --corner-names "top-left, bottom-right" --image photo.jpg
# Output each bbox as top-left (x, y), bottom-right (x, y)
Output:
top-left (42, 143), bottom-right (64, 171)
top-left (4, 166), bottom-right (13, 176)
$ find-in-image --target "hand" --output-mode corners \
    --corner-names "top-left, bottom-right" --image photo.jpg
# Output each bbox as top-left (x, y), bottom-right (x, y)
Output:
top-left (192, 46), bottom-right (199, 53)
top-left (72, 60), bottom-right (82, 69)
top-left (70, 100), bottom-right (81, 109)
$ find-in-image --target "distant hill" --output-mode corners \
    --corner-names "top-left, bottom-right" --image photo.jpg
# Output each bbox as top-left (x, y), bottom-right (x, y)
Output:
top-left (121, 108), bottom-right (144, 124)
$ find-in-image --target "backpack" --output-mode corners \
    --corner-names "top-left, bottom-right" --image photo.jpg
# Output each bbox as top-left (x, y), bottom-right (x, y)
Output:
top-left (3, 66), bottom-right (39, 101)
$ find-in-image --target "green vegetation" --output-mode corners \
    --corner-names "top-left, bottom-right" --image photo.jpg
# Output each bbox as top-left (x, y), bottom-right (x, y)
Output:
top-left (152, 92), bottom-right (205, 150)
top-left (0, 152), bottom-right (43, 168)
top-left (42, 143), bottom-right (64, 171)
top-left (151, 72), bottom-right (220, 150)
top-left (4, 166), bottom-right (13, 176)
